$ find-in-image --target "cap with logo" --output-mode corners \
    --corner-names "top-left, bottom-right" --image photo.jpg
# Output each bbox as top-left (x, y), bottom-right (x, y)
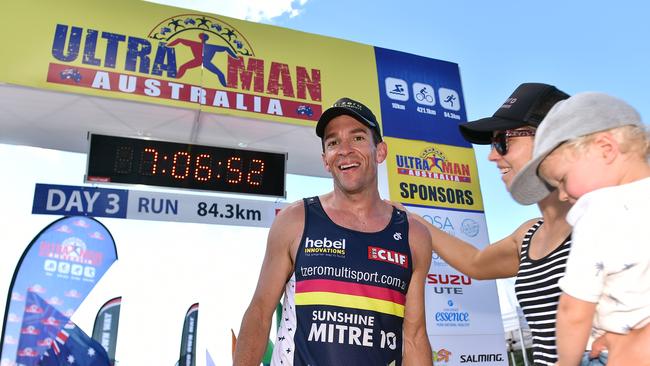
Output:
top-left (459, 83), bottom-right (570, 144)
top-left (510, 92), bottom-right (644, 205)
top-left (316, 97), bottom-right (382, 142)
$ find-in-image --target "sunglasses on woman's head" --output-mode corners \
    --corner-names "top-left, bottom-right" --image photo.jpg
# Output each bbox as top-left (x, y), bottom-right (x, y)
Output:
top-left (491, 129), bottom-right (536, 155)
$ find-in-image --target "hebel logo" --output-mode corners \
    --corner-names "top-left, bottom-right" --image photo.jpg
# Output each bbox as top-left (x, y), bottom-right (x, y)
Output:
top-left (304, 237), bottom-right (346, 256)
top-left (305, 237), bottom-right (346, 249)
top-left (368, 246), bottom-right (408, 268)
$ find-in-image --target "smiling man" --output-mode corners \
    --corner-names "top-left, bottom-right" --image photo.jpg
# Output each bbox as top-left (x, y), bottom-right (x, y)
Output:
top-left (233, 97), bottom-right (432, 366)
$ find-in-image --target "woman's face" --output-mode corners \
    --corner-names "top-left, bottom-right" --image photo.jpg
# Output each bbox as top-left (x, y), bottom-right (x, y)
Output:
top-left (488, 128), bottom-right (536, 190)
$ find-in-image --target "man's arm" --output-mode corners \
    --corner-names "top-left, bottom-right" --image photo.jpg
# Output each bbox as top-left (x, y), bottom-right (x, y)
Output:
top-left (412, 212), bottom-right (534, 279)
top-left (167, 38), bottom-right (192, 47)
top-left (392, 202), bottom-right (531, 280)
top-left (402, 218), bottom-right (433, 366)
top-left (556, 293), bottom-right (597, 366)
top-left (233, 201), bottom-right (304, 366)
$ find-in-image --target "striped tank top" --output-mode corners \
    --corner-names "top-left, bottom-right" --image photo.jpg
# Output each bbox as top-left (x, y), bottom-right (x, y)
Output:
top-left (514, 220), bottom-right (571, 366)
top-left (272, 197), bottom-right (413, 366)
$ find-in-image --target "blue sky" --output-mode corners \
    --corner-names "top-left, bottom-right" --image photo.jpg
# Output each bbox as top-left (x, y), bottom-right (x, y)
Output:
top-left (183, 0), bottom-right (650, 240)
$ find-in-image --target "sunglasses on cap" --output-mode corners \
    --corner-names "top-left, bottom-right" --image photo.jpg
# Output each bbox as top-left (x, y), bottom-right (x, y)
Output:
top-left (491, 129), bottom-right (536, 155)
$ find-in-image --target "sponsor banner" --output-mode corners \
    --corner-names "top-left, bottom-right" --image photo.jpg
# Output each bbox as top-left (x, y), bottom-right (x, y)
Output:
top-left (404, 206), bottom-right (502, 335)
top-left (91, 297), bottom-right (121, 363)
top-left (178, 303), bottom-right (199, 366)
top-left (429, 334), bottom-right (508, 365)
top-left (406, 206), bottom-right (490, 257)
top-left (384, 138), bottom-right (483, 211)
top-left (425, 283), bottom-right (503, 336)
top-left (0, 216), bottom-right (117, 365)
top-left (31, 183), bottom-right (285, 228)
top-left (374, 47), bottom-right (470, 147)
top-left (0, 0), bottom-right (381, 127)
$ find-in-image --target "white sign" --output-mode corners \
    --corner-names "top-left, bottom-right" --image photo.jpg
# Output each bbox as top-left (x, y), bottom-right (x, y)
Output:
top-left (32, 183), bottom-right (286, 228)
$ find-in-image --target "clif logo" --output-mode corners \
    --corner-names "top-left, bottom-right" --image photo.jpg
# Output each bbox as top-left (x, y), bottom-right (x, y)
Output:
top-left (368, 246), bottom-right (408, 268)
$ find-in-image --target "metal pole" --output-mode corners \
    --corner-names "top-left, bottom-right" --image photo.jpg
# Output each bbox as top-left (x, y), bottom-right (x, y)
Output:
top-left (517, 326), bottom-right (529, 366)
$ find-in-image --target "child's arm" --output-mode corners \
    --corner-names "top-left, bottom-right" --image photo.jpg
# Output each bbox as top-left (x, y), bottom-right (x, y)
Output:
top-left (556, 293), bottom-right (597, 366)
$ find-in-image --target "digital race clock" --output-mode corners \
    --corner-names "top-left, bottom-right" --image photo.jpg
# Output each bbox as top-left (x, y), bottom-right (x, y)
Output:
top-left (86, 134), bottom-right (287, 197)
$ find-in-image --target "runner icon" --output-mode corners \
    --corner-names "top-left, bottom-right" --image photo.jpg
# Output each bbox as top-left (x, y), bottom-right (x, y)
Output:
top-left (444, 94), bottom-right (456, 107)
top-left (168, 33), bottom-right (237, 86)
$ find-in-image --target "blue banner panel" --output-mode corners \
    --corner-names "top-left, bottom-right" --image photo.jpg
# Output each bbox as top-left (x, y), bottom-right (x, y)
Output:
top-left (1, 216), bottom-right (117, 365)
top-left (374, 47), bottom-right (470, 147)
top-left (32, 183), bottom-right (128, 218)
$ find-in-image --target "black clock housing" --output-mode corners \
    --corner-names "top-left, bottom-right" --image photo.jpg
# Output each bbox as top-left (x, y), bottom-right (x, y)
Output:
top-left (86, 134), bottom-right (287, 197)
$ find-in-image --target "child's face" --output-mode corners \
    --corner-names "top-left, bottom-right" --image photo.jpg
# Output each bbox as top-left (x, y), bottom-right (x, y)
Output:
top-left (538, 143), bottom-right (607, 204)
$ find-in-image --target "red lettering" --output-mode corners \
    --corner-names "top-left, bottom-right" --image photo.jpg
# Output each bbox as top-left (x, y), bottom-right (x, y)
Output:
top-left (227, 56), bottom-right (264, 92)
top-left (267, 62), bottom-right (294, 97)
top-left (296, 66), bottom-right (321, 101)
top-left (427, 273), bottom-right (472, 285)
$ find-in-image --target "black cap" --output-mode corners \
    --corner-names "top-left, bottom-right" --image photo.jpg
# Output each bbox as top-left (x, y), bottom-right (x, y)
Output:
top-left (316, 97), bottom-right (382, 142)
top-left (459, 83), bottom-right (569, 144)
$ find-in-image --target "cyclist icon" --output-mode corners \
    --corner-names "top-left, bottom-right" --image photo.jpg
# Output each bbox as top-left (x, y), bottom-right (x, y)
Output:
top-left (416, 87), bottom-right (434, 103)
top-left (168, 33), bottom-right (237, 86)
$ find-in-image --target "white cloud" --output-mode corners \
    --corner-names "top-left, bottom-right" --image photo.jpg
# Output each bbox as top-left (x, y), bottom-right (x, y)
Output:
top-left (145, 0), bottom-right (308, 22)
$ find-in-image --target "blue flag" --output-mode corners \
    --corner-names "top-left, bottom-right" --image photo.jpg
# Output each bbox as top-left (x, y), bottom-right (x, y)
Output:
top-left (39, 322), bottom-right (111, 366)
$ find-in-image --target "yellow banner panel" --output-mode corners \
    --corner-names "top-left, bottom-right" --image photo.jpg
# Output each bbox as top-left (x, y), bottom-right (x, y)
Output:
top-left (0, 0), bottom-right (379, 127)
top-left (384, 137), bottom-right (484, 212)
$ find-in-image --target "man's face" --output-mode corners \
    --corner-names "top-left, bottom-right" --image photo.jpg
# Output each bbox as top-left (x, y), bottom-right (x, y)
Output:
top-left (321, 115), bottom-right (387, 194)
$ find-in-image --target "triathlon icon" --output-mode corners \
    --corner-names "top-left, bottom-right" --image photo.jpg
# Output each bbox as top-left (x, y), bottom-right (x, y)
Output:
top-left (168, 33), bottom-right (238, 86)
top-left (438, 87), bottom-right (461, 111)
top-left (385, 77), bottom-right (409, 101)
top-left (413, 82), bottom-right (435, 106)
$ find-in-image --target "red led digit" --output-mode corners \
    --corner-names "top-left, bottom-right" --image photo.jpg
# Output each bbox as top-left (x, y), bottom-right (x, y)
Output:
top-left (141, 147), bottom-right (159, 175)
top-left (194, 153), bottom-right (212, 182)
top-left (171, 151), bottom-right (191, 179)
top-left (247, 159), bottom-right (265, 186)
top-left (226, 157), bottom-right (243, 184)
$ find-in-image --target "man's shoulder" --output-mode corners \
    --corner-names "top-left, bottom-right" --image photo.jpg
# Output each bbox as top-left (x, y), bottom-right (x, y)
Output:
top-left (274, 199), bottom-right (306, 225)
top-left (405, 214), bottom-right (432, 253)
